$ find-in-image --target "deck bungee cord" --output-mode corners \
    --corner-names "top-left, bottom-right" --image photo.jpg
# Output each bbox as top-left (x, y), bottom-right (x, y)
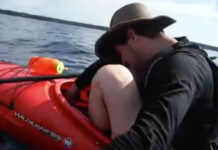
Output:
top-left (0, 59), bottom-right (78, 110)
top-left (0, 73), bottom-right (78, 84)
top-left (0, 61), bottom-right (110, 150)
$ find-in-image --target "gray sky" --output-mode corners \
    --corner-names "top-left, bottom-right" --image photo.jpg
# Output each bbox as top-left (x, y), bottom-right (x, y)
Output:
top-left (1, 0), bottom-right (218, 46)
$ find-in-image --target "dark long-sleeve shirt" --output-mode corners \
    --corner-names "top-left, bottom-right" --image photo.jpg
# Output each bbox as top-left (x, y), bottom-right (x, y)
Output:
top-left (75, 38), bottom-right (215, 150)
top-left (75, 59), bottom-right (118, 89)
top-left (102, 40), bottom-right (214, 150)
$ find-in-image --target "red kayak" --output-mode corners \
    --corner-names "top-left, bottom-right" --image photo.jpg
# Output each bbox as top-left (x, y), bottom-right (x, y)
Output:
top-left (0, 61), bottom-right (110, 149)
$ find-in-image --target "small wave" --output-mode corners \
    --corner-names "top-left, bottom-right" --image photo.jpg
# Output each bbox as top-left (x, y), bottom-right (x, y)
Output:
top-left (11, 39), bottom-right (34, 43)
top-left (23, 29), bottom-right (33, 33)
top-left (35, 42), bottom-right (93, 55)
top-left (1, 39), bottom-right (35, 47)
top-left (46, 31), bottom-right (54, 34)
top-left (0, 40), bottom-right (7, 44)
top-left (67, 50), bottom-right (92, 55)
top-left (38, 41), bottom-right (72, 48)
top-left (15, 39), bottom-right (34, 43)
top-left (62, 58), bottom-right (77, 64)
top-left (32, 49), bottom-right (92, 57)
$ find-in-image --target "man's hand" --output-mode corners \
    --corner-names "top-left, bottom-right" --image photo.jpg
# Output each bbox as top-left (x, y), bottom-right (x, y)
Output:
top-left (67, 84), bottom-right (80, 105)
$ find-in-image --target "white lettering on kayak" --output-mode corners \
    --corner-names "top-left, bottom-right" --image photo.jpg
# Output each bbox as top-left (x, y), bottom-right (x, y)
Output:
top-left (14, 111), bottom-right (62, 142)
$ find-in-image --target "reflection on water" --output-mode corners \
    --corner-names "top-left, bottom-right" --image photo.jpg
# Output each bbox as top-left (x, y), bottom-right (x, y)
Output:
top-left (0, 13), bottom-right (105, 150)
top-left (0, 13), bottom-right (103, 74)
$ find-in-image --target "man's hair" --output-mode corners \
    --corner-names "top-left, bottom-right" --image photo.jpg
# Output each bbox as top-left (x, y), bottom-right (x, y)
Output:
top-left (111, 22), bottom-right (162, 45)
top-left (102, 23), bottom-right (162, 62)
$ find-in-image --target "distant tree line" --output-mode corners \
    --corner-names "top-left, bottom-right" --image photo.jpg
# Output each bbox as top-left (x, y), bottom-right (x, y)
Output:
top-left (0, 9), bottom-right (217, 51)
top-left (0, 9), bottom-right (108, 31)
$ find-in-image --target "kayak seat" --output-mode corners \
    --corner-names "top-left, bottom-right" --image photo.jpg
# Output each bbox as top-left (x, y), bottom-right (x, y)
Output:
top-left (59, 79), bottom-right (89, 116)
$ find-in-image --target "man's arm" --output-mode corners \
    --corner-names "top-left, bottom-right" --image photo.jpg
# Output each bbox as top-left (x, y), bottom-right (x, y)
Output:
top-left (67, 59), bottom-right (116, 105)
top-left (75, 59), bottom-right (108, 89)
top-left (102, 51), bottom-right (210, 150)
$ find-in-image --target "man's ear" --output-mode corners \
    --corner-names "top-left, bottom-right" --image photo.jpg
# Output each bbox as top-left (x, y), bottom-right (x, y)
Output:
top-left (127, 28), bottom-right (137, 41)
top-left (127, 28), bottom-right (138, 48)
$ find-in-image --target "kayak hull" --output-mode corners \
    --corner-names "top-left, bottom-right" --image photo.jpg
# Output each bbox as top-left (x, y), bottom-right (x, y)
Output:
top-left (0, 62), bottom-right (110, 149)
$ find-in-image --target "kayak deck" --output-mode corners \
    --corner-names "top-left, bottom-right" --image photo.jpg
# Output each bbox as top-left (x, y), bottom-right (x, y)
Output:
top-left (0, 61), bottom-right (110, 149)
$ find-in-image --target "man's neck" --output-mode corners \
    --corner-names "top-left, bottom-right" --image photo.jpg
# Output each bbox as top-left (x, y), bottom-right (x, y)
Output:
top-left (132, 33), bottom-right (177, 79)
top-left (142, 33), bottom-right (177, 62)
top-left (153, 33), bottom-right (177, 54)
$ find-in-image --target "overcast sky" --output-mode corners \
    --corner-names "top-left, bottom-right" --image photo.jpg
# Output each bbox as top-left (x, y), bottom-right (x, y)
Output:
top-left (1, 0), bottom-right (218, 46)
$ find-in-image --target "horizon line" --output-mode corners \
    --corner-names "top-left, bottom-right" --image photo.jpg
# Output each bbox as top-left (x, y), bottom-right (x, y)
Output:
top-left (0, 8), bottom-right (217, 51)
top-left (0, 8), bottom-right (108, 31)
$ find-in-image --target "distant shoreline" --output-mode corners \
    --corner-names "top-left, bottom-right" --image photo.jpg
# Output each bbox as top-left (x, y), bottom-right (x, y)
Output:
top-left (0, 9), bottom-right (108, 31)
top-left (0, 9), bottom-right (217, 51)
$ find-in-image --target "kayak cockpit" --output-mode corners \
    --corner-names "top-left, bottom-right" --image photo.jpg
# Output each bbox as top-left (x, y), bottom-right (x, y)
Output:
top-left (54, 78), bottom-right (89, 117)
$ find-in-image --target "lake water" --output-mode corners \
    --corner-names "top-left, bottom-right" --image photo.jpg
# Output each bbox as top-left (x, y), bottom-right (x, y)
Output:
top-left (0, 13), bottom-right (104, 74)
top-left (0, 13), bottom-right (105, 150)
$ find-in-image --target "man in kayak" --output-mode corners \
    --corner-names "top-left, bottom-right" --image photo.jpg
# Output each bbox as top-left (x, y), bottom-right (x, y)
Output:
top-left (68, 2), bottom-right (216, 150)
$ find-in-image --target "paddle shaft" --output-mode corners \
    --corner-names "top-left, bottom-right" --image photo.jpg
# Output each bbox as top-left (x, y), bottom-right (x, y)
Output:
top-left (0, 74), bottom-right (78, 84)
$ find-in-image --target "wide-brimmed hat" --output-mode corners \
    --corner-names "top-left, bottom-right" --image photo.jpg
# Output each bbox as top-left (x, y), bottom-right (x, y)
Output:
top-left (95, 2), bottom-right (176, 60)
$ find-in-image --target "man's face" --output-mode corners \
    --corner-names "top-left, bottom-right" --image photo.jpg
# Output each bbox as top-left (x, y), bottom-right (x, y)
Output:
top-left (115, 44), bottom-right (134, 69)
top-left (113, 29), bottom-right (152, 71)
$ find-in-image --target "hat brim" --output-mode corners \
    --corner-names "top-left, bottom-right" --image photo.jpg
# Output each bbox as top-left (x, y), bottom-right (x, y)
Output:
top-left (95, 15), bottom-right (176, 60)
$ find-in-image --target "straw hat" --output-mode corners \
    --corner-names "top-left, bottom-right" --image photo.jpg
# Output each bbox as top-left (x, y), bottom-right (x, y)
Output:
top-left (95, 3), bottom-right (176, 60)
